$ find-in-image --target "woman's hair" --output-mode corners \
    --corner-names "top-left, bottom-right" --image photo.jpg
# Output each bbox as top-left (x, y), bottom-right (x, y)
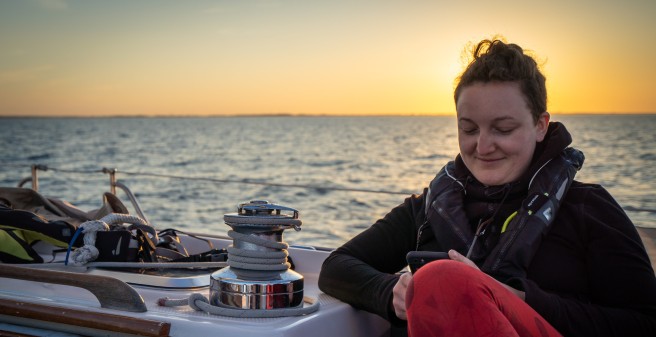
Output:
top-left (454, 39), bottom-right (546, 122)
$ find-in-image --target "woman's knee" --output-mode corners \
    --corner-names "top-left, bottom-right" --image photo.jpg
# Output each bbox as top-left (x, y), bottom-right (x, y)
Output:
top-left (408, 260), bottom-right (486, 309)
top-left (414, 259), bottom-right (481, 286)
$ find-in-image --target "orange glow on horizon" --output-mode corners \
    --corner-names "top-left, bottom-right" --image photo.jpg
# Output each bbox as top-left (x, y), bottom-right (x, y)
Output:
top-left (1, 1), bottom-right (655, 117)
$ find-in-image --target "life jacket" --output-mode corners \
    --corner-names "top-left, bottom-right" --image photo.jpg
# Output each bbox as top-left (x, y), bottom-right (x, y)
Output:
top-left (424, 147), bottom-right (585, 281)
top-left (0, 187), bottom-right (228, 265)
top-left (0, 187), bottom-right (135, 263)
top-left (0, 205), bottom-right (76, 263)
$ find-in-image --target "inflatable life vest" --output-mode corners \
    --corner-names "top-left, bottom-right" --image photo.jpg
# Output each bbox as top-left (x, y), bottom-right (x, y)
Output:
top-left (0, 187), bottom-right (228, 265)
top-left (424, 147), bottom-right (585, 281)
top-left (0, 187), bottom-right (133, 263)
top-left (0, 205), bottom-right (76, 263)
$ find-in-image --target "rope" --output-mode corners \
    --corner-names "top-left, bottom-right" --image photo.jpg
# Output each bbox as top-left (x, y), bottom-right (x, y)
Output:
top-left (157, 226), bottom-right (320, 317)
top-left (158, 293), bottom-right (320, 318)
top-left (226, 230), bottom-right (290, 271)
top-left (5, 164), bottom-right (326, 317)
top-left (8, 163), bottom-right (414, 195)
top-left (69, 220), bottom-right (109, 265)
top-left (66, 213), bottom-right (152, 266)
top-left (119, 170), bottom-right (412, 195)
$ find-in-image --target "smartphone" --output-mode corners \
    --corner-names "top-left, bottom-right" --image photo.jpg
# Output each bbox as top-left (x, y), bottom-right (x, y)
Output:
top-left (406, 251), bottom-right (449, 274)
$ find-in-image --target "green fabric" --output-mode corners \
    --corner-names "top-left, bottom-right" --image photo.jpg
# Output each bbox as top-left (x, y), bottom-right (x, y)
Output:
top-left (0, 229), bottom-right (38, 262)
top-left (0, 224), bottom-right (70, 247)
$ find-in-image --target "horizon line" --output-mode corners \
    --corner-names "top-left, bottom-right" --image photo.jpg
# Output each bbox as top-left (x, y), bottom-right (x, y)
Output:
top-left (0, 112), bottom-right (655, 118)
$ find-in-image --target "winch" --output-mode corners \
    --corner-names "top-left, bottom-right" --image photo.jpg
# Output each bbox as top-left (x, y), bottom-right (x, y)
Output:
top-left (210, 200), bottom-right (304, 310)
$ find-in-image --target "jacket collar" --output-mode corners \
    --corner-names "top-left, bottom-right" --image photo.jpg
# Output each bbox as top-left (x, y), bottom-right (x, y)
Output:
top-left (452, 121), bottom-right (573, 197)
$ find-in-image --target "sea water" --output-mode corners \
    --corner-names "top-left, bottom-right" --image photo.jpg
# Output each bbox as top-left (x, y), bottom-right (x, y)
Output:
top-left (0, 115), bottom-right (654, 248)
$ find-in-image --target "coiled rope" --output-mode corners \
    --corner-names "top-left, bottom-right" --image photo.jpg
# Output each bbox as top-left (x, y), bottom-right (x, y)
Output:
top-left (225, 230), bottom-right (290, 271)
top-left (157, 229), bottom-right (320, 317)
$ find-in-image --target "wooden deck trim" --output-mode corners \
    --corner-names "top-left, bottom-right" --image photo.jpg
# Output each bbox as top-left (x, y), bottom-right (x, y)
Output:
top-left (0, 264), bottom-right (146, 312)
top-left (0, 299), bottom-right (170, 337)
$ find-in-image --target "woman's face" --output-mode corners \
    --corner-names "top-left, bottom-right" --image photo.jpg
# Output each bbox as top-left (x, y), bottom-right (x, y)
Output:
top-left (456, 81), bottom-right (549, 186)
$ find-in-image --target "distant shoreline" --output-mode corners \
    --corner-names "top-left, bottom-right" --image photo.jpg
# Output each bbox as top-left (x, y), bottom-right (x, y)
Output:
top-left (0, 112), bottom-right (655, 119)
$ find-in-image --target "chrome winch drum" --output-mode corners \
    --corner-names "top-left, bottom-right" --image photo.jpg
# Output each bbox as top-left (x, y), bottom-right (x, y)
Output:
top-left (210, 200), bottom-right (304, 310)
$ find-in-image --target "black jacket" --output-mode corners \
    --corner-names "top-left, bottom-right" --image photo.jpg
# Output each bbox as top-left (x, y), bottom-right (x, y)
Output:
top-left (319, 123), bottom-right (656, 336)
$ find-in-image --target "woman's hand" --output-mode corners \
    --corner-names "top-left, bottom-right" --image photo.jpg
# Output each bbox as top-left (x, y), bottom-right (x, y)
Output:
top-left (392, 272), bottom-right (412, 320)
top-left (394, 249), bottom-right (525, 320)
top-left (447, 249), bottom-right (480, 270)
top-left (448, 249), bottom-right (526, 300)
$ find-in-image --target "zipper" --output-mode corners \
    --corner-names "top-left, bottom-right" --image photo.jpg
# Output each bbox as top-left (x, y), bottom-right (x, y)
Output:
top-left (435, 206), bottom-right (471, 250)
top-left (415, 220), bottom-right (429, 251)
top-left (465, 218), bottom-right (485, 259)
top-left (490, 211), bottom-right (529, 271)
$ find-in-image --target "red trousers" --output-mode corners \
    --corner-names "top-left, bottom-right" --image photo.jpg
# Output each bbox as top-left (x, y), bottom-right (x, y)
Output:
top-left (406, 260), bottom-right (563, 337)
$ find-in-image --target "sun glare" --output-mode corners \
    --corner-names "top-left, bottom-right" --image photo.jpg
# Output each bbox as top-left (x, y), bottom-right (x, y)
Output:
top-left (0, 1), bottom-right (655, 116)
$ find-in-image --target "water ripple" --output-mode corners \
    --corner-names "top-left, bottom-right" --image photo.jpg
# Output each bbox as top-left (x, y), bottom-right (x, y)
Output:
top-left (1, 115), bottom-right (654, 247)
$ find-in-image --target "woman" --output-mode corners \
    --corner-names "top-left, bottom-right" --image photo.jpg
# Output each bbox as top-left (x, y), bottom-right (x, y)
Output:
top-left (318, 38), bottom-right (656, 337)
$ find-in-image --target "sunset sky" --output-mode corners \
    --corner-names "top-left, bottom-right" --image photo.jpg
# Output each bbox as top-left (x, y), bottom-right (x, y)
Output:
top-left (1, 0), bottom-right (655, 116)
